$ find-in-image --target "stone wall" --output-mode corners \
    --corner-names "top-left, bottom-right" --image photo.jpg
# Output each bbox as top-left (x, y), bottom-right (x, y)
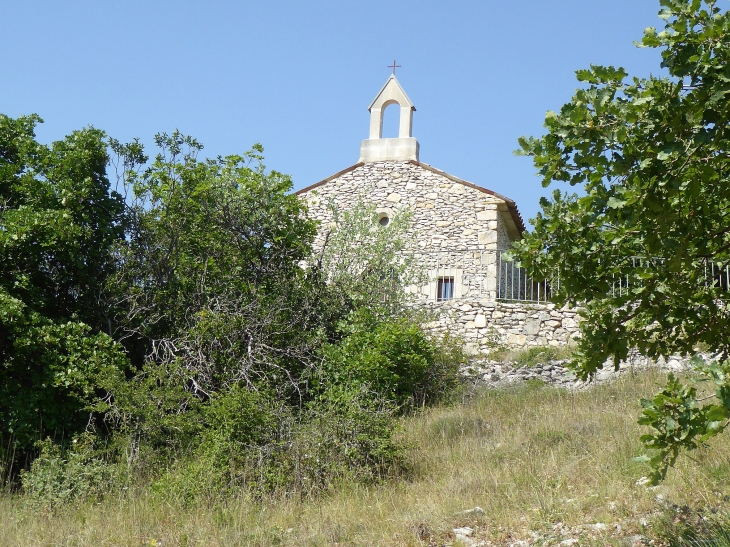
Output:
top-left (496, 214), bottom-right (512, 251)
top-left (461, 353), bottom-right (695, 390)
top-left (297, 160), bottom-right (524, 302)
top-left (421, 299), bottom-right (581, 354)
top-left (298, 160), bottom-right (519, 254)
top-left (297, 159), bottom-right (576, 347)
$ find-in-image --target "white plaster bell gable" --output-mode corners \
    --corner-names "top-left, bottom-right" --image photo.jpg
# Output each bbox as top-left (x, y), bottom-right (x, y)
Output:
top-left (359, 75), bottom-right (419, 163)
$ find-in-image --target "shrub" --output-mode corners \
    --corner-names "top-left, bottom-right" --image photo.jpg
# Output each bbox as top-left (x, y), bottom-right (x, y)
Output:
top-left (319, 310), bottom-right (463, 410)
top-left (108, 360), bottom-right (207, 471)
top-left (138, 384), bottom-right (284, 504)
top-left (416, 333), bottom-right (465, 406)
top-left (0, 293), bottom-right (129, 456)
top-left (202, 385), bottom-right (280, 447)
top-left (20, 434), bottom-right (119, 510)
top-left (285, 385), bottom-right (406, 495)
top-left (149, 384), bottom-right (406, 503)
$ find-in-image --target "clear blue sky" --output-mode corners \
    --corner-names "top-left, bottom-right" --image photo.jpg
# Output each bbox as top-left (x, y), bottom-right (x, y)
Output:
top-left (1, 1), bottom-right (672, 224)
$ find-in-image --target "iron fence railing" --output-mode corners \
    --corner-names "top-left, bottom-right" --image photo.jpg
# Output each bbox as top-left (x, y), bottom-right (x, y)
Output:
top-left (496, 251), bottom-right (556, 302)
top-left (608, 257), bottom-right (730, 297)
top-left (406, 251), bottom-right (730, 304)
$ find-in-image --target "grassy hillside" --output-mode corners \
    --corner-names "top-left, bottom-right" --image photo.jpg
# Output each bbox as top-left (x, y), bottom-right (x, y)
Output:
top-left (3, 371), bottom-right (730, 546)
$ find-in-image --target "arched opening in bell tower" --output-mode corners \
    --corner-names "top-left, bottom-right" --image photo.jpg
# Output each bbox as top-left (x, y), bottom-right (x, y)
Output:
top-left (381, 100), bottom-right (401, 138)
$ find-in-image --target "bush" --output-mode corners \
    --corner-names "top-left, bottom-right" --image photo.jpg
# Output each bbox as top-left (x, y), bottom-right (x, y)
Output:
top-left (20, 434), bottom-right (119, 510)
top-left (150, 386), bottom-right (286, 504)
top-left (319, 310), bottom-right (464, 410)
top-left (285, 385), bottom-right (406, 495)
top-left (149, 384), bottom-right (405, 503)
top-left (107, 360), bottom-right (207, 473)
top-left (0, 293), bottom-right (129, 456)
top-left (421, 333), bottom-right (466, 405)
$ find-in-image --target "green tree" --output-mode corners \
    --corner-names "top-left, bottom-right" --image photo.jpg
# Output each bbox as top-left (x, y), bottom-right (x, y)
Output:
top-left (512, 0), bottom-right (730, 481)
top-left (110, 132), bottom-right (325, 408)
top-left (0, 114), bottom-right (128, 452)
top-left (317, 199), bottom-right (418, 318)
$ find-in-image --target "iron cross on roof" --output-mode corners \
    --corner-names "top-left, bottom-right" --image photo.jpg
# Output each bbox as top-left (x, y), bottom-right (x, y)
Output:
top-left (387, 60), bottom-right (401, 75)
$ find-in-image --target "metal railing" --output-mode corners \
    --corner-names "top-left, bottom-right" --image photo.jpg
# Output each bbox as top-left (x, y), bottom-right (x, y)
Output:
top-left (407, 251), bottom-right (730, 304)
top-left (496, 251), bottom-right (556, 302)
top-left (608, 256), bottom-right (730, 297)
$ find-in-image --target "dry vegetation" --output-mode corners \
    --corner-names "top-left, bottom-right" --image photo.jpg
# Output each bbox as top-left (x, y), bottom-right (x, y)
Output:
top-left (3, 371), bottom-right (730, 546)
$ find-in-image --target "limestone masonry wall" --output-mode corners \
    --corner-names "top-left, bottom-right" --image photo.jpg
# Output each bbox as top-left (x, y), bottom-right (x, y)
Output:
top-left (298, 160), bottom-right (573, 350)
top-left (298, 161), bottom-right (524, 302)
top-left (421, 299), bottom-right (581, 354)
top-left (462, 353), bottom-right (695, 390)
top-left (298, 161), bottom-right (518, 254)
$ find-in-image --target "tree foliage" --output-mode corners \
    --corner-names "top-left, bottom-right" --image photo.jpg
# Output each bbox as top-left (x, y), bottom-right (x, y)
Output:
top-left (317, 198), bottom-right (419, 318)
top-left (110, 132), bottom-right (323, 399)
top-left (0, 115), bottom-right (127, 451)
top-left (512, 0), bottom-right (730, 481)
top-left (0, 114), bottom-right (462, 498)
top-left (318, 309), bottom-right (461, 409)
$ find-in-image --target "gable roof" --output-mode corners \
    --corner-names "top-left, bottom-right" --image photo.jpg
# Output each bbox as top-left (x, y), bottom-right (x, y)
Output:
top-left (294, 160), bottom-right (526, 234)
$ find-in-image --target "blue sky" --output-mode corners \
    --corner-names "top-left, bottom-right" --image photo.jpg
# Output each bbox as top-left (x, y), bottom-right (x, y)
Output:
top-left (1, 1), bottom-right (671, 224)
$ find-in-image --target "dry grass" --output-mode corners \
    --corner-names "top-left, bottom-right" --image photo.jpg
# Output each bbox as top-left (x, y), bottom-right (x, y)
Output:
top-left (3, 371), bottom-right (730, 546)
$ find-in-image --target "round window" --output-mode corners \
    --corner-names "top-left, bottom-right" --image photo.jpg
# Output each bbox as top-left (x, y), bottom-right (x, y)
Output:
top-left (379, 215), bottom-right (390, 227)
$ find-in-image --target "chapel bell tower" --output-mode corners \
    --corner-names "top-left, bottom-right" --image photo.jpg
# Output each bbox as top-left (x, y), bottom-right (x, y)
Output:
top-left (358, 74), bottom-right (419, 163)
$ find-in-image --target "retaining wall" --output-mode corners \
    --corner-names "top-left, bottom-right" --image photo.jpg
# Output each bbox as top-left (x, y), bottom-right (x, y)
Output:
top-left (422, 299), bottom-right (581, 354)
top-left (461, 353), bottom-right (695, 390)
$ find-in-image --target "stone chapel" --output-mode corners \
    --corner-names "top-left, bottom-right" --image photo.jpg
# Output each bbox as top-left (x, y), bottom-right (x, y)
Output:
top-left (296, 75), bottom-right (580, 350)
